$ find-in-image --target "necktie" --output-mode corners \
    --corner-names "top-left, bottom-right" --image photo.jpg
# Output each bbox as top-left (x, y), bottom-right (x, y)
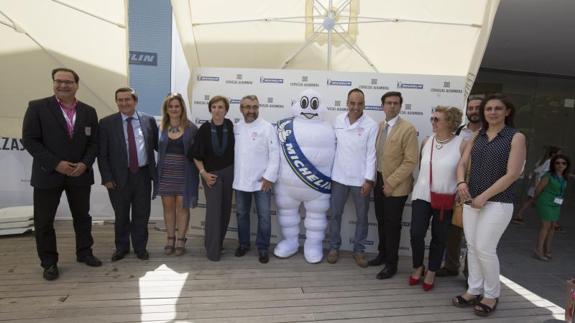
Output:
top-left (127, 117), bottom-right (139, 173)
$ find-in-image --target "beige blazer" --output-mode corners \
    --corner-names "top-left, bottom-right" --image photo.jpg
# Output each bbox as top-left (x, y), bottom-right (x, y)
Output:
top-left (375, 117), bottom-right (419, 196)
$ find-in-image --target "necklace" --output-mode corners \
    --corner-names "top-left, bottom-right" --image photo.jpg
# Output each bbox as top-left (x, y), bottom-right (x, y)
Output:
top-left (434, 134), bottom-right (454, 150)
top-left (168, 125), bottom-right (180, 133)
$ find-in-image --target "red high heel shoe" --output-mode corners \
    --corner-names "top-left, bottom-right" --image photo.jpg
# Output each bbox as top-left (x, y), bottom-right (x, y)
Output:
top-left (408, 266), bottom-right (425, 286)
top-left (422, 271), bottom-right (435, 291)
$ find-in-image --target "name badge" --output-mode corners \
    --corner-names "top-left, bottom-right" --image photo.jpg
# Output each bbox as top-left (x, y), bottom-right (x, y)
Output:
top-left (554, 197), bottom-right (564, 205)
top-left (85, 127), bottom-right (91, 136)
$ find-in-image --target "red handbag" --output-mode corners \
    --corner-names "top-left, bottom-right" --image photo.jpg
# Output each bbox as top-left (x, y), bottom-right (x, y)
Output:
top-left (429, 137), bottom-right (455, 220)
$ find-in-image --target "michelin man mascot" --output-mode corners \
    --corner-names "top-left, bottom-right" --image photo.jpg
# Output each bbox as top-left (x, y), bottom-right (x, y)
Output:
top-left (274, 89), bottom-right (336, 263)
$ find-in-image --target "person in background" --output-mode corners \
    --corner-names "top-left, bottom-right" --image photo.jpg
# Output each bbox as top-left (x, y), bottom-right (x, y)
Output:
top-left (190, 96), bottom-right (235, 261)
top-left (409, 106), bottom-right (464, 291)
top-left (533, 154), bottom-right (570, 261)
top-left (155, 93), bottom-right (199, 256)
top-left (452, 94), bottom-right (526, 317)
top-left (512, 146), bottom-right (562, 224)
top-left (437, 96), bottom-right (482, 279)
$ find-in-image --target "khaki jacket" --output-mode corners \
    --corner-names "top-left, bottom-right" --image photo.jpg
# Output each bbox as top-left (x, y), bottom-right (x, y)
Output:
top-left (375, 117), bottom-right (419, 196)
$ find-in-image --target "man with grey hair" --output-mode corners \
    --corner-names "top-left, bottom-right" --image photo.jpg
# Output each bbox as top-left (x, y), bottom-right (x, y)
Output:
top-left (233, 95), bottom-right (280, 263)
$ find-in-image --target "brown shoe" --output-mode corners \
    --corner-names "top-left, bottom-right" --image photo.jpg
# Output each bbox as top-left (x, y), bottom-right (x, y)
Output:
top-left (326, 249), bottom-right (339, 264)
top-left (353, 254), bottom-right (368, 268)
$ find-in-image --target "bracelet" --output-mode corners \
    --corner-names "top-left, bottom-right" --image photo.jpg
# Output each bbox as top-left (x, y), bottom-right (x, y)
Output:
top-left (456, 181), bottom-right (467, 187)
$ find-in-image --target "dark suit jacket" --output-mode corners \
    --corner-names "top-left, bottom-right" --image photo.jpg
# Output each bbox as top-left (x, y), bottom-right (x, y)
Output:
top-left (98, 111), bottom-right (158, 189)
top-left (22, 96), bottom-right (99, 189)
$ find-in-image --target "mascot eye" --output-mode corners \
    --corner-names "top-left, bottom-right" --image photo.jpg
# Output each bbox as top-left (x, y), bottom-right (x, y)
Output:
top-left (310, 97), bottom-right (319, 110)
top-left (300, 96), bottom-right (309, 109)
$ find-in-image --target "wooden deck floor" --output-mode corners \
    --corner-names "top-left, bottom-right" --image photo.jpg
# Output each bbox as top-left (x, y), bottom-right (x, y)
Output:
top-left (0, 221), bottom-right (564, 322)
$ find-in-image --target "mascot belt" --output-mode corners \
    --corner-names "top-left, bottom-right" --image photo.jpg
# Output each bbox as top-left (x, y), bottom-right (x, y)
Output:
top-left (277, 118), bottom-right (331, 194)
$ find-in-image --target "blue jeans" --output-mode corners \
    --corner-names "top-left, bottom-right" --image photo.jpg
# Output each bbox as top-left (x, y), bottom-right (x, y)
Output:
top-left (328, 181), bottom-right (370, 254)
top-left (235, 190), bottom-right (272, 252)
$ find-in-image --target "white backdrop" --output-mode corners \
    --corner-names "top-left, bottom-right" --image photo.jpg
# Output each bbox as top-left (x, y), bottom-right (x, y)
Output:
top-left (175, 66), bottom-right (466, 255)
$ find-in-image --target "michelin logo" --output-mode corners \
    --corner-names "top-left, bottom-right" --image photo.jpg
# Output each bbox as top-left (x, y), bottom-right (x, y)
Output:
top-left (397, 81), bottom-right (424, 89)
top-left (327, 79), bottom-right (352, 86)
top-left (260, 77), bottom-right (284, 84)
top-left (196, 75), bottom-right (220, 81)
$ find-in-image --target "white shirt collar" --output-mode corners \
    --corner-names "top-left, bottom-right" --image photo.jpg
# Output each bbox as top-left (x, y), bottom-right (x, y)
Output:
top-left (386, 115), bottom-right (400, 127)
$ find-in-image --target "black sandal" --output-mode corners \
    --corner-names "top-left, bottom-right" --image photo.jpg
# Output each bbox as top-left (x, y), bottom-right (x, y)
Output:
top-left (474, 298), bottom-right (499, 317)
top-left (452, 294), bottom-right (482, 308)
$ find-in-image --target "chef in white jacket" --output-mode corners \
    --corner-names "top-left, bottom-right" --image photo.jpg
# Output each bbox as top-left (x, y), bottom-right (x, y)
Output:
top-left (233, 95), bottom-right (279, 264)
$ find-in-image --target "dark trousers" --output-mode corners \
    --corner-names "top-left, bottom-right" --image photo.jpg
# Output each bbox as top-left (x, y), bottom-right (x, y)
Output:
top-left (203, 165), bottom-right (234, 261)
top-left (444, 224), bottom-right (468, 275)
top-left (410, 199), bottom-right (452, 272)
top-left (373, 172), bottom-right (408, 268)
top-left (33, 184), bottom-right (94, 268)
top-left (108, 167), bottom-right (151, 253)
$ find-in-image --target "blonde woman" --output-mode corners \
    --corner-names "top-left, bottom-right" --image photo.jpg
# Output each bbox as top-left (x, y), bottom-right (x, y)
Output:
top-left (409, 106), bottom-right (464, 291)
top-left (154, 93), bottom-right (199, 256)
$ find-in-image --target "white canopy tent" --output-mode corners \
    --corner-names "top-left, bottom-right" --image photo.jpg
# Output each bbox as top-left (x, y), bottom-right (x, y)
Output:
top-left (0, 0), bottom-right (129, 138)
top-left (172, 0), bottom-right (499, 98)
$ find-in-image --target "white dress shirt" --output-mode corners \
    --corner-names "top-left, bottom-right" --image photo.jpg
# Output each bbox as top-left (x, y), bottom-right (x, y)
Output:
top-left (331, 112), bottom-right (378, 187)
top-left (233, 117), bottom-right (280, 192)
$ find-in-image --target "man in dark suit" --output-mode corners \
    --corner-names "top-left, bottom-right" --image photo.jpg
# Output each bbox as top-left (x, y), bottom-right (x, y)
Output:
top-left (98, 87), bottom-right (158, 261)
top-left (22, 67), bottom-right (102, 281)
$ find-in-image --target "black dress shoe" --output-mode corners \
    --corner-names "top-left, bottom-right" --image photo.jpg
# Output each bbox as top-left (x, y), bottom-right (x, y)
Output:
top-left (376, 265), bottom-right (397, 280)
top-left (368, 253), bottom-right (385, 267)
top-left (111, 250), bottom-right (128, 262)
top-left (77, 255), bottom-right (103, 267)
top-left (235, 246), bottom-right (250, 257)
top-left (258, 252), bottom-right (269, 264)
top-left (136, 250), bottom-right (149, 260)
top-left (43, 264), bottom-right (59, 281)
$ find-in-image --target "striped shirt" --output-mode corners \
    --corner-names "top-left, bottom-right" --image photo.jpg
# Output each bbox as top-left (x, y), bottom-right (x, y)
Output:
top-left (468, 126), bottom-right (518, 203)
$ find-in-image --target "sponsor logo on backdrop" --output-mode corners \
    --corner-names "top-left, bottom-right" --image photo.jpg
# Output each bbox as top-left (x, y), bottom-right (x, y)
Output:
top-left (327, 100), bottom-right (347, 112)
top-left (196, 74), bottom-right (220, 82)
top-left (1, 138), bottom-right (26, 151)
top-left (225, 73), bottom-right (253, 85)
top-left (397, 81), bottom-right (424, 90)
top-left (289, 75), bottom-right (320, 87)
top-left (129, 51), bottom-right (157, 66)
top-left (365, 104), bottom-right (382, 111)
top-left (358, 78), bottom-right (390, 90)
top-left (400, 103), bottom-right (423, 116)
top-left (430, 80), bottom-right (463, 93)
top-left (327, 79), bottom-right (352, 86)
top-left (260, 97), bottom-right (284, 109)
top-left (260, 77), bottom-right (284, 84)
top-left (230, 99), bottom-right (241, 105)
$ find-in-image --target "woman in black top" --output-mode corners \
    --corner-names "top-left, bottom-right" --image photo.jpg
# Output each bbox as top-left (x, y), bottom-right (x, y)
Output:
top-left (452, 94), bottom-right (526, 316)
top-left (190, 96), bottom-right (234, 261)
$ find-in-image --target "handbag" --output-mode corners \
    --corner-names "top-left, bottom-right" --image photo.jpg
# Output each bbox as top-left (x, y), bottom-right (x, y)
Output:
top-left (429, 136), bottom-right (456, 221)
top-left (451, 133), bottom-right (477, 228)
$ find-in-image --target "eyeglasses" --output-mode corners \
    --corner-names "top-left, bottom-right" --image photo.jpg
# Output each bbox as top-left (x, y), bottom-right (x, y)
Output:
top-left (53, 80), bottom-right (76, 86)
top-left (555, 161), bottom-right (567, 165)
top-left (430, 117), bottom-right (443, 123)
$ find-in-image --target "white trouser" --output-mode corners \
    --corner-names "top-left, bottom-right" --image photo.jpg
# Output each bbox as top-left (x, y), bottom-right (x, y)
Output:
top-left (463, 202), bottom-right (513, 299)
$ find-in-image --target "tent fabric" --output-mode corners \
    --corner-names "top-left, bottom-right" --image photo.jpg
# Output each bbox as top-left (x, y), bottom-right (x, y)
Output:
top-left (172, 0), bottom-right (499, 97)
top-left (0, 0), bottom-right (129, 137)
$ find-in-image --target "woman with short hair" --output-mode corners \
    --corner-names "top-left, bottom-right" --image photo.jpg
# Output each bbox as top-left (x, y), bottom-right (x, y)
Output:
top-left (190, 96), bottom-right (235, 261)
top-left (409, 106), bottom-right (464, 291)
